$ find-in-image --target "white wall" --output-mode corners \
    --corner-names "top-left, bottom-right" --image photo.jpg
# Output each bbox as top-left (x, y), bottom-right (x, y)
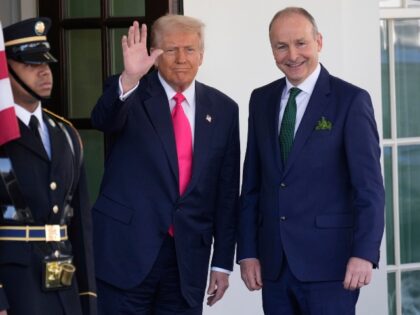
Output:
top-left (0, 0), bottom-right (20, 27)
top-left (20, 0), bottom-right (37, 20)
top-left (0, 0), bottom-right (36, 27)
top-left (183, 1), bottom-right (388, 314)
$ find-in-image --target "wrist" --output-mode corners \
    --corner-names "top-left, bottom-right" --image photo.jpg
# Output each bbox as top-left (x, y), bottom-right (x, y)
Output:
top-left (121, 71), bottom-right (141, 93)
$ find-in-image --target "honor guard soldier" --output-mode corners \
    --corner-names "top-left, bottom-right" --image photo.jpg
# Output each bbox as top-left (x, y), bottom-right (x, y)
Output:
top-left (0, 17), bottom-right (97, 314)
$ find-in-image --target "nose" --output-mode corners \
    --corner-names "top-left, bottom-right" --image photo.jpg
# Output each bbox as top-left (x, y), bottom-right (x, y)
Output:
top-left (288, 46), bottom-right (298, 61)
top-left (175, 49), bottom-right (187, 63)
top-left (38, 64), bottom-right (51, 76)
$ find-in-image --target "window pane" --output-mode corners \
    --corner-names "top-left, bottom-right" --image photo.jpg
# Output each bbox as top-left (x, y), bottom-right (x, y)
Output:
top-left (67, 29), bottom-right (102, 119)
top-left (110, 28), bottom-right (126, 75)
top-left (66, 0), bottom-right (100, 18)
top-left (398, 145), bottom-right (420, 263)
top-left (394, 20), bottom-right (420, 138)
top-left (401, 270), bottom-right (420, 314)
top-left (79, 130), bottom-right (103, 202)
top-left (388, 272), bottom-right (397, 315)
top-left (384, 147), bottom-right (395, 265)
top-left (109, 0), bottom-right (145, 17)
top-left (380, 20), bottom-right (391, 139)
top-left (379, 0), bottom-right (401, 7)
top-left (408, 0), bottom-right (420, 7)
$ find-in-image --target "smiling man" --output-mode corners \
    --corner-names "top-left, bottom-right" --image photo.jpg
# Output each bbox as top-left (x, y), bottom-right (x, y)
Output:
top-left (91, 14), bottom-right (239, 315)
top-left (237, 7), bottom-right (385, 315)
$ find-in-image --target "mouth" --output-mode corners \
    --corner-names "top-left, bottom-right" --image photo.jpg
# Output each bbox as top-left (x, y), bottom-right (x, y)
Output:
top-left (286, 60), bottom-right (305, 69)
top-left (39, 82), bottom-right (53, 89)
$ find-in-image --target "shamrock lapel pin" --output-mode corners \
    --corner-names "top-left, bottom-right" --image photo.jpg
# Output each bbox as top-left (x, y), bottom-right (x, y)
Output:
top-left (315, 116), bottom-right (332, 131)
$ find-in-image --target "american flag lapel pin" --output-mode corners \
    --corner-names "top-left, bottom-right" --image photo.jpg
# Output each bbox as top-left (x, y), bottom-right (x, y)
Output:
top-left (206, 115), bottom-right (212, 123)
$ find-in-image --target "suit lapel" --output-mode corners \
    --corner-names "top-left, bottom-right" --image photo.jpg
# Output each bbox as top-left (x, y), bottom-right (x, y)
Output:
top-left (184, 82), bottom-right (214, 195)
top-left (142, 73), bottom-right (179, 181)
top-left (268, 80), bottom-right (286, 173)
top-left (283, 66), bottom-right (331, 175)
top-left (142, 75), bottom-right (216, 196)
top-left (15, 119), bottom-right (49, 161)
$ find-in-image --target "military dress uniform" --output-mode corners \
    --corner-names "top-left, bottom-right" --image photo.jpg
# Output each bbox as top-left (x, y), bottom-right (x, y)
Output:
top-left (0, 18), bottom-right (97, 315)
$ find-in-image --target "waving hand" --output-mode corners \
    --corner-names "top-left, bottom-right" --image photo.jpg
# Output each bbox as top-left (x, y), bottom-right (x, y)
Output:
top-left (120, 21), bottom-right (163, 93)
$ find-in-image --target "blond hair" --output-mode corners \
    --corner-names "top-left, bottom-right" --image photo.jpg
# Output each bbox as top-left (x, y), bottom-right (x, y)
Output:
top-left (151, 14), bottom-right (205, 50)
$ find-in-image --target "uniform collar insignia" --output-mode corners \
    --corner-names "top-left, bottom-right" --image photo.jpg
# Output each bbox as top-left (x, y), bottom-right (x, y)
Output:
top-left (48, 118), bottom-right (56, 127)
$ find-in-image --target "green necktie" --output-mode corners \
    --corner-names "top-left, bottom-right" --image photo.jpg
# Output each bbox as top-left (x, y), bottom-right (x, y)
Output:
top-left (279, 87), bottom-right (301, 164)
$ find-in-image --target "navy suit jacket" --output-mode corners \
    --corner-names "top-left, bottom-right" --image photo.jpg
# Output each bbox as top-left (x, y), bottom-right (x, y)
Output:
top-left (91, 71), bottom-right (240, 307)
top-left (237, 65), bottom-right (385, 282)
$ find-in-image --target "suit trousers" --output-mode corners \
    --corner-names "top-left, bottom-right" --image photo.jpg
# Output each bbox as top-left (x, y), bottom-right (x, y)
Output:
top-left (97, 236), bottom-right (203, 315)
top-left (262, 257), bottom-right (359, 315)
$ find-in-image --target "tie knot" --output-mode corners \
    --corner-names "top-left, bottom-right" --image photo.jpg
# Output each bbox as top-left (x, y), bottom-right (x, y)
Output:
top-left (173, 92), bottom-right (186, 105)
top-left (288, 87), bottom-right (301, 99)
top-left (29, 115), bottom-right (40, 130)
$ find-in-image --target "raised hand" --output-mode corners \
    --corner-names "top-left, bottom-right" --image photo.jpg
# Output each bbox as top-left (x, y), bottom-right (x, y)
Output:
top-left (120, 21), bottom-right (163, 93)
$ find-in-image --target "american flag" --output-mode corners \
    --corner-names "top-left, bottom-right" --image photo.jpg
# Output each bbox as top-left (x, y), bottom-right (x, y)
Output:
top-left (0, 21), bottom-right (20, 146)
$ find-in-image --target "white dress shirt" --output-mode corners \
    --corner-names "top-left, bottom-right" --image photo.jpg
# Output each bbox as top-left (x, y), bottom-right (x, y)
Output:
top-left (119, 74), bottom-right (196, 147)
top-left (157, 73), bottom-right (196, 147)
top-left (278, 63), bottom-right (321, 135)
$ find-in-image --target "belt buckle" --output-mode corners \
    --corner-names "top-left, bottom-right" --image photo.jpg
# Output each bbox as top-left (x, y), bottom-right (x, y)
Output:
top-left (45, 225), bottom-right (61, 242)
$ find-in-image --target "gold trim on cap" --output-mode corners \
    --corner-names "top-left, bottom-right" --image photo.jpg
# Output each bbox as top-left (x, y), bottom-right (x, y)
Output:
top-left (5, 35), bottom-right (47, 47)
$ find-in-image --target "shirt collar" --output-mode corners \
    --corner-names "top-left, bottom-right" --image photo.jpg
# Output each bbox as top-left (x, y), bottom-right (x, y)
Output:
top-left (285, 63), bottom-right (321, 96)
top-left (14, 103), bottom-right (43, 127)
top-left (157, 72), bottom-right (196, 106)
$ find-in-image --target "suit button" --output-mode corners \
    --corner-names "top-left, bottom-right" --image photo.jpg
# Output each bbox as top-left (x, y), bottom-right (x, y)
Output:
top-left (280, 183), bottom-right (286, 188)
top-left (50, 181), bottom-right (57, 190)
top-left (52, 205), bottom-right (59, 214)
top-left (280, 216), bottom-right (286, 221)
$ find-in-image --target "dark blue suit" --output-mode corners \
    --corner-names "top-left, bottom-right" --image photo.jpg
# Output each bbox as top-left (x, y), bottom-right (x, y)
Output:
top-left (238, 66), bottom-right (385, 313)
top-left (91, 71), bottom-right (239, 311)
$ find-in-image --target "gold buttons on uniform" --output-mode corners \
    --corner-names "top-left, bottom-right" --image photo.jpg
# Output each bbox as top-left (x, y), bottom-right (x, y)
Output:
top-left (50, 181), bottom-right (57, 190)
top-left (52, 205), bottom-right (59, 213)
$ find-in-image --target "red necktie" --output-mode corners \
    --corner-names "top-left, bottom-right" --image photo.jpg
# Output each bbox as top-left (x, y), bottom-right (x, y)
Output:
top-left (168, 92), bottom-right (193, 236)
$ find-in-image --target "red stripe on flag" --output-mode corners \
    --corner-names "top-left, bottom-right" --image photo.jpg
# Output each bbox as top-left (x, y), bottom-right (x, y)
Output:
top-left (0, 51), bottom-right (8, 80)
top-left (0, 106), bottom-right (20, 146)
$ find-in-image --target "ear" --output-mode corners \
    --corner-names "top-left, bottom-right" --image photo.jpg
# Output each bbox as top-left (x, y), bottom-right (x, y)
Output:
top-left (316, 33), bottom-right (323, 52)
top-left (199, 50), bottom-right (204, 66)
